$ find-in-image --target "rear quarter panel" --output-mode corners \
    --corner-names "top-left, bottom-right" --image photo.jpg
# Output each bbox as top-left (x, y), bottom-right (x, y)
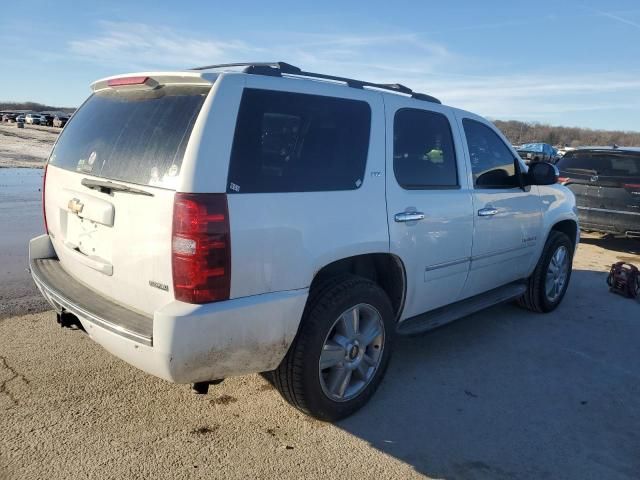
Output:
top-left (186, 74), bottom-right (389, 298)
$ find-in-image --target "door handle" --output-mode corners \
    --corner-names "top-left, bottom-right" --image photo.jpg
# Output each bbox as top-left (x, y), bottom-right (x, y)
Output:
top-left (395, 212), bottom-right (425, 222)
top-left (478, 207), bottom-right (499, 217)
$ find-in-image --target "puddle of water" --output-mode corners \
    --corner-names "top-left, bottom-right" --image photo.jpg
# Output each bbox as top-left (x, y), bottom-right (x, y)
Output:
top-left (0, 168), bottom-right (43, 202)
top-left (0, 168), bottom-right (45, 287)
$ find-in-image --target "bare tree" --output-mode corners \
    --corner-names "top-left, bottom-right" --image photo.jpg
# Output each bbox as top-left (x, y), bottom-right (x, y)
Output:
top-left (492, 120), bottom-right (640, 147)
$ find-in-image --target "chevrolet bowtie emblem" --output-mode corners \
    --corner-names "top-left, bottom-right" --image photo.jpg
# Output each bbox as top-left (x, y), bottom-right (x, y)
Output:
top-left (68, 198), bottom-right (84, 214)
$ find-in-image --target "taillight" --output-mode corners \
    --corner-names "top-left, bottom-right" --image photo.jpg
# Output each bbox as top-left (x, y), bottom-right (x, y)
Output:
top-left (42, 164), bottom-right (48, 233)
top-left (172, 193), bottom-right (231, 304)
top-left (107, 76), bottom-right (149, 87)
top-left (623, 183), bottom-right (640, 193)
top-left (557, 176), bottom-right (570, 185)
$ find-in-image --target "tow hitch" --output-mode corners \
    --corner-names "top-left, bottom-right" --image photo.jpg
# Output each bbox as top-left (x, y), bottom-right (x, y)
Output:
top-left (57, 311), bottom-right (86, 332)
top-left (191, 379), bottom-right (224, 394)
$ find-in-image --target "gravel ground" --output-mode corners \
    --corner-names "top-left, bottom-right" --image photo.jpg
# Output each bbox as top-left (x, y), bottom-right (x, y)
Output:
top-left (1, 237), bottom-right (639, 479)
top-left (1, 129), bottom-right (639, 479)
top-left (0, 123), bottom-right (57, 168)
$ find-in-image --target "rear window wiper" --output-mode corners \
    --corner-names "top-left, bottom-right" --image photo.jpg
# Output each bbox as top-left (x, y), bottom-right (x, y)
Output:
top-left (81, 178), bottom-right (154, 196)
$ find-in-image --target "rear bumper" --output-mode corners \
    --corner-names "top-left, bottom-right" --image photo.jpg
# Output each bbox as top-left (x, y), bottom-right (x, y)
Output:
top-left (32, 258), bottom-right (154, 345)
top-left (29, 234), bottom-right (308, 383)
top-left (577, 206), bottom-right (640, 237)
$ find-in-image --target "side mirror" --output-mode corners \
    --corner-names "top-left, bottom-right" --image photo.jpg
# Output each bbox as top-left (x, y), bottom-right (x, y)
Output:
top-left (525, 161), bottom-right (559, 186)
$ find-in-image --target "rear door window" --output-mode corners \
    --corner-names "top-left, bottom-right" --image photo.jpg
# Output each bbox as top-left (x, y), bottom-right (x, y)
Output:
top-left (49, 85), bottom-right (209, 188)
top-left (227, 89), bottom-right (371, 193)
top-left (393, 108), bottom-right (458, 189)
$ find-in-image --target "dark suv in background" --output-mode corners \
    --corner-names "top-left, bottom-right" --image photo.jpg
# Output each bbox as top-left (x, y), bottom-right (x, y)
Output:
top-left (557, 147), bottom-right (640, 238)
top-left (39, 113), bottom-right (54, 127)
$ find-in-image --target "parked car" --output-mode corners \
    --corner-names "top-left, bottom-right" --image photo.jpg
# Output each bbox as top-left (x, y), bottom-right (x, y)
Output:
top-left (39, 114), bottom-right (54, 127)
top-left (517, 143), bottom-right (557, 163)
top-left (1, 112), bottom-right (17, 122)
top-left (15, 114), bottom-right (25, 123)
top-left (53, 115), bottom-right (69, 128)
top-left (24, 113), bottom-right (41, 125)
top-left (557, 147), bottom-right (640, 237)
top-left (29, 62), bottom-right (578, 421)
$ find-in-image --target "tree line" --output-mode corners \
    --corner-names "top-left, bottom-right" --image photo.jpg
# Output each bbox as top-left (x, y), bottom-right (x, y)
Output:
top-left (0, 101), bottom-right (75, 114)
top-left (493, 119), bottom-right (640, 148)
top-left (2, 99), bottom-right (639, 147)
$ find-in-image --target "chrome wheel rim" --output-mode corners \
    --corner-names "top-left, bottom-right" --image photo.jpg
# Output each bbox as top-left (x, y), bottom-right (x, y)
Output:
top-left (545, 245), bottom-right (569, 302)
top-left (318, 303), bottom-right (385, 402)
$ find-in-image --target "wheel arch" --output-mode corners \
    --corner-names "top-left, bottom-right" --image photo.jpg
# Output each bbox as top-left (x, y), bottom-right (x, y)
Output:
top-left (310, 253), bottom-right (407, 321)
top-left (550, 219), bottom-right (578, 252)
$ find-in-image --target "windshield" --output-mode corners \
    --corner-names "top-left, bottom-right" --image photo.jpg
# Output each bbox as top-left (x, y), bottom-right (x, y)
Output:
top-left (49, 84), bottom-right (209, 188)
top-left (558, 150), bottom-right (640, 177)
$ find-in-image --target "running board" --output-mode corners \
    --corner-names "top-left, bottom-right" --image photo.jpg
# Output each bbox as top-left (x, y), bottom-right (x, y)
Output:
top-left (396, 282), bottom-right (527, 336)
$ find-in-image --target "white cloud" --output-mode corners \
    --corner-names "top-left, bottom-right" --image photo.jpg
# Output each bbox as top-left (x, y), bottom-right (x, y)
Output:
top-left (66, 22), bottom-right (453, 74)
top-left (414, 73), bottom-right (640, 120)
top-left (66, 21), bottom-right (640, 129)
top-left (591, 8), bottom-right (640, 30)
top-left (68, 22), bottom-right (259, 69)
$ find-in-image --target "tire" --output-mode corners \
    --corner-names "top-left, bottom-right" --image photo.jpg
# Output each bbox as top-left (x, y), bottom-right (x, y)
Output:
top-left (518, 230), bottom-right (573, 312)
top-left (273, 275), bottom-right (395, 421)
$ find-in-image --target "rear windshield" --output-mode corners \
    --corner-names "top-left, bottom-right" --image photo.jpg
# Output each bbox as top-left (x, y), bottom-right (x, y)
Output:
top-left (49, 85), bottom-right (209, 188)
top-left (558, 151), bottom-right (640, 177)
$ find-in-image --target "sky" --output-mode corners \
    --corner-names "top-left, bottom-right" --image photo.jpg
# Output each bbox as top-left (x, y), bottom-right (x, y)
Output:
top-left (2, 0), bottom-right (640, 131)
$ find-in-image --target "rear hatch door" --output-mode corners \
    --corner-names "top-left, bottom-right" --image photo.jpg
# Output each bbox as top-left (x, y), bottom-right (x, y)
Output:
top-left (45, 79), bottom-right (211, 316)
top-left (558, 150), bottom-right (640, 226)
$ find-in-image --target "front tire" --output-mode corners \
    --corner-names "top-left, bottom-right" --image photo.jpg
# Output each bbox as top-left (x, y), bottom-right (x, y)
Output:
top-left (273, 275), bottom-right (395, 421)
top-left (518, 230), bottom-right (573, 312)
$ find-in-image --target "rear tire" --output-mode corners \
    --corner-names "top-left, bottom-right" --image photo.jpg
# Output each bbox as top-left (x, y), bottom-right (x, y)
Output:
top-left (273, 275), bottom-right (395, 421)
top-left (518, 230), bottom-right (573, 312)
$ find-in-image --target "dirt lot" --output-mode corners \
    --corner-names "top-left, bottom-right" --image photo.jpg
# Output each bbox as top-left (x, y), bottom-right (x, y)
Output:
top-left (1, 129), bottom-right (639, 479)
top-left (0, 123), bottom-right (57, 168)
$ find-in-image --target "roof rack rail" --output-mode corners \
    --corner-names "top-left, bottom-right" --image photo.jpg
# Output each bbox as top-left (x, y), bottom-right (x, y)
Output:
top-left (191, 62), bottom-right (301, 74)
top-left (190, 61), bottom-right (441, 104)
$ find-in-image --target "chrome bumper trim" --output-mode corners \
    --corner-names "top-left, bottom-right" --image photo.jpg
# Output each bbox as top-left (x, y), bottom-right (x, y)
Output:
top-left (31, 263), bottom-right (153, 346)
top-left (577, 206), bottom-right (640, 217)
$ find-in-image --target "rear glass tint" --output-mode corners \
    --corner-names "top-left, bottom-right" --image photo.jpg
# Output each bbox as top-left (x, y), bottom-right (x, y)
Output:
top-left (227, 89), bottom-right (371, 193)
top-left (558, 151), bottom-right (640, 177)
top-left (49, 85), bottom-right (209, 188)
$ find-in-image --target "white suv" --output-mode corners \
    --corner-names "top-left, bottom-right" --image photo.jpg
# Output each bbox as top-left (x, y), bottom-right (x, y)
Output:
top-left (24, 113), bottom-right (41, 125)
top-left (29, 62), bottom-right (579, 420)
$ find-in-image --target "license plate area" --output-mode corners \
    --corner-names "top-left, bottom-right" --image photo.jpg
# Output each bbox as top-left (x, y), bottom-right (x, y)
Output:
top-left (65, 213), bottom-right (113, 263)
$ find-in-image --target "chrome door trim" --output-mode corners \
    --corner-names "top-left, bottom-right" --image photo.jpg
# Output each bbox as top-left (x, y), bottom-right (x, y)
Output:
top-left (470, 244), bottom-right (529, 262)
top-left (424, 244), bottom-right (530, 273)
top-left (425, 257), bottom-right (470, 272)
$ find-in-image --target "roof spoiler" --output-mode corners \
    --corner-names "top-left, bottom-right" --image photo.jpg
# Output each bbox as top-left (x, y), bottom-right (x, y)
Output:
top-left (91, 72), bottom-right (215, 92)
